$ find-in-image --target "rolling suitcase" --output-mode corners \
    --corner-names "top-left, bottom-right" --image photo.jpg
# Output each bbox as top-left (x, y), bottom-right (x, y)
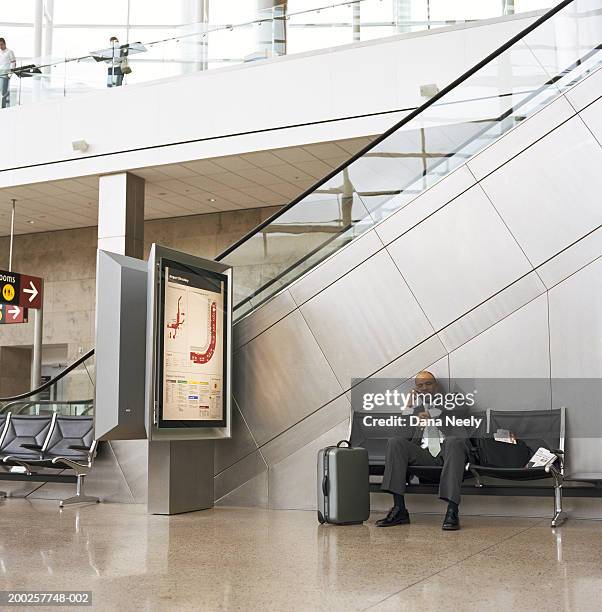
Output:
top-left (317, 440), bottom-right (370, 525)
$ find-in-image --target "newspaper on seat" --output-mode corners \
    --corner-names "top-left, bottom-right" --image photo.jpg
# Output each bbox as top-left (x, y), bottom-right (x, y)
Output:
top-left (526, 448), bottom-right (557, 469)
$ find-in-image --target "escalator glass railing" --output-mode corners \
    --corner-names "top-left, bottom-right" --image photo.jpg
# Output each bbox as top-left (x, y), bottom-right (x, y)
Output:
top-left (217, 0), bottom-right (602, 321)
top-left (0, 349), bottom-right (95, 417)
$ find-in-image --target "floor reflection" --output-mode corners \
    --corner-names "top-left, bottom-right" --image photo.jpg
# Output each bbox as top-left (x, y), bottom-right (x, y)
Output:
top-left (0, 501), bottom-right (600, 611)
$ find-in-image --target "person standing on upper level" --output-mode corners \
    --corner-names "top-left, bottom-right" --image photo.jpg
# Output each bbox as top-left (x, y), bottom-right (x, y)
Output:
top-left (0, 38), bottom-right (16, 108)
top-left (107, 36), bottom-right (129, 88)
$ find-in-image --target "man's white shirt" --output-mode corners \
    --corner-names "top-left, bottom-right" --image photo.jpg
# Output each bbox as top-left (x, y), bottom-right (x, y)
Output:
top-left (0, 48), bottom-right (16, 75)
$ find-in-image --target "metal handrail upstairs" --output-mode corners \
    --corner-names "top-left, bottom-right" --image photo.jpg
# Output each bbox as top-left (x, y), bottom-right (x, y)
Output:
top-left (215, 0), bottom-right (575, 264)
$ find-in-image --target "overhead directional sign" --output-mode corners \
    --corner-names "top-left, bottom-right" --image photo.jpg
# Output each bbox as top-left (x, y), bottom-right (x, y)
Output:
top-left (0, 270), bottom-right (43, 310)
top-left (0, 303), bottom-right (28, 324)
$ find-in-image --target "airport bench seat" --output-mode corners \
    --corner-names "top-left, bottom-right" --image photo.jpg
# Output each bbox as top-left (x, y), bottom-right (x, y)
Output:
top-left (351, 407), bottom-right (572, 527)
top-left (0, 413), bottom-right (99, 507)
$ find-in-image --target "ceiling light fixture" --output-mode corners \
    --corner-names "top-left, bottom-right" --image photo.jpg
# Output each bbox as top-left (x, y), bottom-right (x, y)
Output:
top-left (208, 198), bottom-right (216, 202)
top-left (28, 220), bottom-right (35, 224)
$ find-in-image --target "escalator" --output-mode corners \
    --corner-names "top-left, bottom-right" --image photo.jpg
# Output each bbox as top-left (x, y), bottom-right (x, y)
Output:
top-left (0, 349), bottom-right (94, 416)
top-left (210, 0), bottom-right (602, 506)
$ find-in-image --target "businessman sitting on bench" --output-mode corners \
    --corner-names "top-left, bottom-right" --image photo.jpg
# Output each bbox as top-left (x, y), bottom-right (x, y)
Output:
top-left (377, 371), bottom-right (472, 531)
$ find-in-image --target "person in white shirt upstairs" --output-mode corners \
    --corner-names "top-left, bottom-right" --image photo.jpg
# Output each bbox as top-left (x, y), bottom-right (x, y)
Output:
top-left (0, 38), bottom-right (16, 109)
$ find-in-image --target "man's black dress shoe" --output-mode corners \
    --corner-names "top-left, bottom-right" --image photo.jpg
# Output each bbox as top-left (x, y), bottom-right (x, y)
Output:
top-left (376, 506), bottom-right (410, 527)
top-left (442, 507), bottom-right (460, 530)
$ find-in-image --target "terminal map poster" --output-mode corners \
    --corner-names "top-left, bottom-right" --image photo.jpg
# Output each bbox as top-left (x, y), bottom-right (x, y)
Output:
top-left (160, 262), bottom-right (227, 427)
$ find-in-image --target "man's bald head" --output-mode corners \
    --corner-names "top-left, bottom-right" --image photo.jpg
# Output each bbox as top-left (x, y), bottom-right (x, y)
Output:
top-left (414, 371), bottom-right (438, 393)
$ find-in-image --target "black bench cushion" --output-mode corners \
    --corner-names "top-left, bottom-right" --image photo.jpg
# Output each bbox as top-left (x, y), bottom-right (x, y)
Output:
top-left (0, 415), bottom-right (53, 459)
top-left (469, 465), bottom-right (550, 480)
top-left (369, 464), bottom-right (547, 483)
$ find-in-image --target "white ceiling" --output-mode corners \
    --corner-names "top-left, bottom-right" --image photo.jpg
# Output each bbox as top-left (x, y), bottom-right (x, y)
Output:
top-left (0, 137), bottom-right (374, 237)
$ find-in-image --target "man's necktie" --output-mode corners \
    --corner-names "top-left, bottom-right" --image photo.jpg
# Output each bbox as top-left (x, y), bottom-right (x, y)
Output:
top-left (425, 426), bottom-right (441, 457)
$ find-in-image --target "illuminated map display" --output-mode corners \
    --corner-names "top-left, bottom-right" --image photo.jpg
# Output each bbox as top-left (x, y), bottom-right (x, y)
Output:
top-left (161, 262), bottom-right (227, 425)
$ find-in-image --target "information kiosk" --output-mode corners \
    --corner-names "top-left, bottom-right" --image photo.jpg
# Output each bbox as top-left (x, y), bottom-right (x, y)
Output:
top-left (146, 244), bottom-right (233, 514)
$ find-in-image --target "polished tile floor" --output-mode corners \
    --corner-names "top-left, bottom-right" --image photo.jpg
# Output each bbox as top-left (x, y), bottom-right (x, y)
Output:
top-left (0, 500), bottom-right (601, 611)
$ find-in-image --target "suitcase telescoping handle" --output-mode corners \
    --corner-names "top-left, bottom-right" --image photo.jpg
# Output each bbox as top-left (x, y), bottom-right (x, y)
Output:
top-left (321, 441), bottom-right (352, 522)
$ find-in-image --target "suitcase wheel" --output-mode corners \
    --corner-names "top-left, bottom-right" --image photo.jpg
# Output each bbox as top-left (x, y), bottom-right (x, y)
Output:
top-left (317, 510), bottom-right (326, 524)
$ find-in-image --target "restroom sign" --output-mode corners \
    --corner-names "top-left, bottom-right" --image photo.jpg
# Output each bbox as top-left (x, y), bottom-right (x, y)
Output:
top-left (0, 304), bottom-right (27, 324)
top-left (0, 270), bottom-right (43, 310)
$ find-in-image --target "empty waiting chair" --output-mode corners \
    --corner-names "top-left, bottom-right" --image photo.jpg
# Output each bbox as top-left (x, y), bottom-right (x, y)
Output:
top-left (42, 415), bottom-right (94, 463)
top-left (468, 408), bottom-right (566, 527)
top-left (0, 414), bottom-right (54, 465)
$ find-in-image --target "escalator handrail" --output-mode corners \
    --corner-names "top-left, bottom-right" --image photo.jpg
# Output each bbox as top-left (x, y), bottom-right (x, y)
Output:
top-left (215, 0), bottom-right (575, 262)
top-left (0, 348), bottom-right (95, 402)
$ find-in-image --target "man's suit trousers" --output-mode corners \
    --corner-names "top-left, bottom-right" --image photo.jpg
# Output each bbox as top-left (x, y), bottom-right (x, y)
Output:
top-left (381, 437), bottom-right (471, 505)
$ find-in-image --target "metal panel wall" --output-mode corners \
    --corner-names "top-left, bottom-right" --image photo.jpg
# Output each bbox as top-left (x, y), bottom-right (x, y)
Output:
top-left (387, 185), bottom-right (532, 331)
top-left (233, 309), bottom-right (343, 447)
top-left (480, 116), bottom-right (602, 267)
top-left (439, 271), bottom-right (546, 352)
top-left (579, 96), bottom-right (602, 146)
top-left (449, 294), bottom-right (552, 412)
top-left (565, 65), bottom-right (602, 112)
top-left (549, 257), bottom-right (602, 474)
top-left (289, 230), bottom-right (384, 307)
top-left (299, 250), bottom-right (435, 387)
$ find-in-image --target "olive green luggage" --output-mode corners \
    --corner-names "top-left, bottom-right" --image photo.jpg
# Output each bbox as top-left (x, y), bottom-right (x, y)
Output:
top-left (317, 440), bottom-right (370, 525)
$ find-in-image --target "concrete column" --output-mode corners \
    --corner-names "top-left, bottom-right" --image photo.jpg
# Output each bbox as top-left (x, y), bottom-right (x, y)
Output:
top-left (44, 0), bottom-right (55, 59)
top-left (180, 0), bottom-right (209, 72)
top-left (353, 2), bottom-right (361, 42)
top-left (33, 0), bottom-right (43, 60)
top-left (98, 172), bottom-right (145, 258)
top-left (33, 0), bottom-right (44, 101)
top-left (255, 0), bottom-right (287, 57)
top-left (394, 0), bottom-right (412, 34)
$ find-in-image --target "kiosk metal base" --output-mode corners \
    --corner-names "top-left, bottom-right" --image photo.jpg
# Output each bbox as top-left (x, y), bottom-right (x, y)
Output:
top-left (147, 439), bottom-right (214, 515)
